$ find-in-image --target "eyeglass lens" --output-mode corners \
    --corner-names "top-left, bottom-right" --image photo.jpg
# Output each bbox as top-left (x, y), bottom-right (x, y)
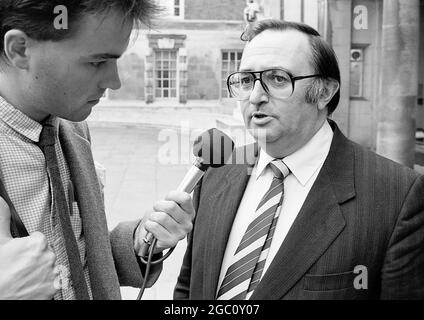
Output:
top-left (228, 69), bottom-right (293, 100)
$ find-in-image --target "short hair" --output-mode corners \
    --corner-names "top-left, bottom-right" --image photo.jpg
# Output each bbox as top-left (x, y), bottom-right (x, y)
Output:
top-left (0, 0), bottom-right (161, 63)
top-left (241, 19), bottom-right (341, 115)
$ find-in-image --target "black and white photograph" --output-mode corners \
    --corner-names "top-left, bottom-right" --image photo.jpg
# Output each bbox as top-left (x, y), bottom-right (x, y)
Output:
top-left (0, 0), bottom-right (423, 308)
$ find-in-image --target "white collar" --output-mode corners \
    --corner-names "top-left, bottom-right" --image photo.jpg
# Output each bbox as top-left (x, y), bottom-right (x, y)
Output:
top-left (255, 120), bottom-right (334, 186)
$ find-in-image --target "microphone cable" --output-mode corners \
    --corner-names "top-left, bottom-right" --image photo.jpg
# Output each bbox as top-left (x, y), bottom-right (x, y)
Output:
top-left (136, 238), bottom-right (175, 300)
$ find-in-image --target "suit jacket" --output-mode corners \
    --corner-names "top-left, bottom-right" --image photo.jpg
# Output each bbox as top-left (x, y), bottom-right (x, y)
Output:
top-left (174, 121), bottom-right (424, 300)
top-left (0, 119), bottom-right (162, 300)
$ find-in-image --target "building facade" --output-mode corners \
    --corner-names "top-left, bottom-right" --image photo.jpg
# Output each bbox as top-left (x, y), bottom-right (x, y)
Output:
top-left (100, 0), bottom-right (424, 161)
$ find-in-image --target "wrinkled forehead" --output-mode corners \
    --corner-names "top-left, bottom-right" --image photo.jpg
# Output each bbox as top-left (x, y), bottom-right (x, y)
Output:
top-left (240, 30), bottom-right (313, 73)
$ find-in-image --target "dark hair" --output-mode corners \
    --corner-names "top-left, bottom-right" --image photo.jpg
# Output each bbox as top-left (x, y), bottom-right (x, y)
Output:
top-left (241, 19), bottom-right (341, 114)
top-left (0, 0), bottom-right (161, 62)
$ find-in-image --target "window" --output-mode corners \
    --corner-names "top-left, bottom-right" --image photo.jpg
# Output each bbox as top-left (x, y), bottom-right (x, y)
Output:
top-left (221, 50), bottom-right (242, 98)
top-left (157, 0), bottom-right (184, 18)
top-left (350, 48), bottom-right (364, 98)
top-left (283, 0), bottom-right (319, 30)
top-left (174, 0), bottom-right (181, 16)
top-left (154, 50), bottom-right (178, 99)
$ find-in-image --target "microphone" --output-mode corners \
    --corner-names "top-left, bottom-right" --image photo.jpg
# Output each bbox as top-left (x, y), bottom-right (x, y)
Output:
top-left (139, 128), bottom-right (235, 257)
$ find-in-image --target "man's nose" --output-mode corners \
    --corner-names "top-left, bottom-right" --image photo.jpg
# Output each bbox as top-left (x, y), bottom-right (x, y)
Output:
top-left (249, 79), bottom-right (269, 105)
top-left (100, 62), bottom-right (122, 91)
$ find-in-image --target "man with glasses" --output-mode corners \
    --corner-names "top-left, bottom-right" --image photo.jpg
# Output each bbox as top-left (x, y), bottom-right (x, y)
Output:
top-left (174, 19), bottom-right (424, 300)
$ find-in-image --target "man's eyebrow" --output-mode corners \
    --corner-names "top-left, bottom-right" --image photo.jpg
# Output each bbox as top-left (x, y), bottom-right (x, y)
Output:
top-left (239, 68), bottom-right (256, 72)
top-left (87, 53), bottom-right (122, 59)
top-left (239, 67), bottom-right (291, 72)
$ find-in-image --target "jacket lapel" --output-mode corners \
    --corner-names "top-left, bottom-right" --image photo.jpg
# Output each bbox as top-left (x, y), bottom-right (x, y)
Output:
top-left (58, 121), bottom-right (121, 300)
top-left (250, 122), bottom-right (355, 300)
top-left (201, 144), bottom-right (258, 299)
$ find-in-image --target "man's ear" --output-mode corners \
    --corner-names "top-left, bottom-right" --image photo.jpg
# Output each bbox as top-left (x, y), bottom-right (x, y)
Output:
top-left (317, 79), bottom-right (340, 111)
top-left (3, 30), bottom-right (31, 70)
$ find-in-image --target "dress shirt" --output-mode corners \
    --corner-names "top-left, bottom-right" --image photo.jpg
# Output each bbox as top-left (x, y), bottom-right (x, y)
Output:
top-left (0, 95), bottom-right (92, 300)
top-left (217, 120), bottom-right (334, 293)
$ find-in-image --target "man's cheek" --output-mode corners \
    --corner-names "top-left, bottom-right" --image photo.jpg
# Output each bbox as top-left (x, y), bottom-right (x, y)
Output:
top-left (241, 104), bottom-right (250, 122)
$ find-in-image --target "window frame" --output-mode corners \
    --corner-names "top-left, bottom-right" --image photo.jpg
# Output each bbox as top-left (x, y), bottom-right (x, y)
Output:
top-left (154, 49), bottom-right (179, 100)
top-left (221, 50), bottom-right (243, 99)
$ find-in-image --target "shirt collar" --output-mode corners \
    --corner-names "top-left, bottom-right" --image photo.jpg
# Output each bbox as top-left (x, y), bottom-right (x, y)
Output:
top-left (255, 120), bottom-right (334, 186)
top-left (0, 95), bottom-right (50, 143)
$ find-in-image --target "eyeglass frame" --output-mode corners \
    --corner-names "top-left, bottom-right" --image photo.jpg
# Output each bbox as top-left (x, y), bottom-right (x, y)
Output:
top-left (226, 68), bottom-right (323, 100)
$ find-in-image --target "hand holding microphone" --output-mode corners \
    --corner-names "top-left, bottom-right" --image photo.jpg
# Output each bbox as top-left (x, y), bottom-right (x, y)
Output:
top-left (136, 128), bottom-right (235, 257)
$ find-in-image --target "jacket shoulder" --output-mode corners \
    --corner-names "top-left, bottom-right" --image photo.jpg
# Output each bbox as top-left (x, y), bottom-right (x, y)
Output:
top-left (350, 139), bottom-right (421, 183)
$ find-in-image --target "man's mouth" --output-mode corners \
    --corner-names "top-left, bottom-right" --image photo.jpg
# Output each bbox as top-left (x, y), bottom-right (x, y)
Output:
top-left (251, 112), bottom-right (273, 125)
top-left (252, 112), bottom-right (270, 119)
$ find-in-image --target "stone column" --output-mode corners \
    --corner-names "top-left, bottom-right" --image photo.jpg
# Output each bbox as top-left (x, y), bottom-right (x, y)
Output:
top-left (179, 48), bottom-right (188, 104)
top-left (144, 48), bottom-right (154, 104)
top-left (376, 0), bottom-right (420, 167)
top-left (327, 0), bottom-right (352, 135)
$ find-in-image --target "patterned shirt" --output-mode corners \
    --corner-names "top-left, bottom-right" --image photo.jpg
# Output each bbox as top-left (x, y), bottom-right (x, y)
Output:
top-left (0, 95), bottom-right (92, 300)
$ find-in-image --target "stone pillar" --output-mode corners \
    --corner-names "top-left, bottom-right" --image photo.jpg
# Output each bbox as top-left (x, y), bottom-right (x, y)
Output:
top-left (327, 0), bottom-right (352, 135)
top-left (144, 48), bottom-right (154, 104)
top-left (178, 48), bottom-right (188, 104)
top-left (317, 0), bottom-right (331, 44)
top-left (376, 0), bottom-right (420, 167)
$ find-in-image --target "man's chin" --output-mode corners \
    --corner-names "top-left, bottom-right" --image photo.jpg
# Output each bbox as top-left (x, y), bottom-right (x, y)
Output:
top-left (87, 99), bottom-right (101, 106)
top-left (248, 127), bottom-right (273, 142)
top-left (63, 107), bottom-right (93, 122)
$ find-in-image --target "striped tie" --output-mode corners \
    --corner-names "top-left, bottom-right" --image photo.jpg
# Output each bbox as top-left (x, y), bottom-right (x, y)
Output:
top-left (217, 159), bottom-right (289, 300)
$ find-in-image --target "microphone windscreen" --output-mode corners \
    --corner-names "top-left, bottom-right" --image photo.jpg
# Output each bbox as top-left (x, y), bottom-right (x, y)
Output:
top-left (193, 129), bottom-right (235, 168)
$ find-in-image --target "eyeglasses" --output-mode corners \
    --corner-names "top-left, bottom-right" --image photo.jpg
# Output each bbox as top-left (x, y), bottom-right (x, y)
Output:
top-left (227, 68), bottom-right (322, 100)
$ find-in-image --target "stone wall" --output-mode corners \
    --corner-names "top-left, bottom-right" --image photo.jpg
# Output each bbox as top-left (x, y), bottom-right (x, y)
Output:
top-left (110, 22), bottom-right (244, 106)
top-left (185, 0), bottom-right (245, 20)
top-left (184, 30), bottom-right (244, 100)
